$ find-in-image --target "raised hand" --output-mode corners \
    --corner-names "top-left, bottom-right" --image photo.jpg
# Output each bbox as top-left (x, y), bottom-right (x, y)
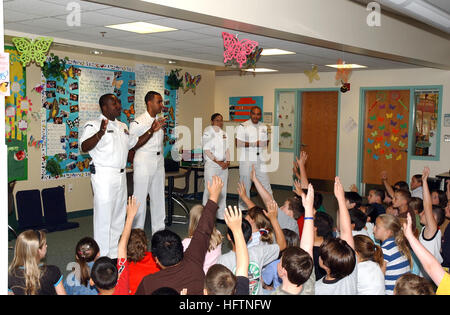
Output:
top-left (301, 183), bottom-right (314, 211)
top-left (293, 161), bottom-right (301, 180)
top-left (126, 195), bottom-right (140, 219)
top-left (224, 205), bottom-right (242, 232)
top-left (263, 199), bottom-right (279, 222)
top-left (293, 179), bottom-right (303, 196)
top-left (334, 176), bottom-right (345, 202)
top-left (99, 119), bottom-right (108, 135)
top-left (402, 213), bottom-right (414, 240)
top-left (422, 166), bottom-right (430, 182)
top-left (237, 181), bottom-right (248, 199)
top-left (381, 170), bottom-right (388, 181)
top-left (298, 151), bottom-right (308, 166)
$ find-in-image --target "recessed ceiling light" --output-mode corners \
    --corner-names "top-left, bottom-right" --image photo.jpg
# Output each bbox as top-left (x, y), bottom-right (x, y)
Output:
top-left (325, 64), bottom-right (367, 69)
top-left (244, 68), bottom-right (278, 73)
top-left (105, 22), bottom-right (177, 34)
top-left (260, 49), bottom-right (296, 56)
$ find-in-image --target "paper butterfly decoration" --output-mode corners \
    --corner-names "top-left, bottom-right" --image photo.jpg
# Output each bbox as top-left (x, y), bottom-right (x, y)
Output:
top-left (62, 66), bottom-right (79, 83)
top-left (334, 59), bottom-right (352, 84)
top-left (385, 154), bottom-right (392, 160)
top-left (183, 72), bottom-right (201, 95)
top-left (12, 37), bottom-right (53, 67)
top-left (222, 32), bottom-right (259, 68)
top-left (241, 47), bottom-right (263, 72)
top-left (304, 65), bottom-right (320, 83)
top-left (47, 99), bottom-right (59, 122)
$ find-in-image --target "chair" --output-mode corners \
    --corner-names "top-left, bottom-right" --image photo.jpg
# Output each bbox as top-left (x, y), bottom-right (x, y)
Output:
top-left (16, 189), bottom-right (47, 231)
top-left (41, 186), bottom-right (79, 232)
top-left (165, 167), bottom-right (192, 224)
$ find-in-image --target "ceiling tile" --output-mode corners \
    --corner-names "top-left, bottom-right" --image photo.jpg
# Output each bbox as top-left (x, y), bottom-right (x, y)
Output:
top-left (4, 0), bottom-right (69, 17)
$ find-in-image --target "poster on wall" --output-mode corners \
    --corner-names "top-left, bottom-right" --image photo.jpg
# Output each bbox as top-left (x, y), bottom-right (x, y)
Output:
top-left (40, 60), bottom-right (137, 180)
top-left (229, 96), bottom-right (263, 122)
top-left (276, 92), bottom-right (295, 150)
top-left (5, 46), bottom-right (28, 182)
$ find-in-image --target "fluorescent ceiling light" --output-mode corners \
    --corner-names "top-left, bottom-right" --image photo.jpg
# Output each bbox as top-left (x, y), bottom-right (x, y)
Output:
top-left (105, 22), bottom-right (177, 34)
top-left (244, 68), bottom-right (278, 73)
top-left (325, 64), bottom-right (367, 69)
top-left (261, 49), bottom-right (296, 56)
top-left (405, 2), bottom-right (450, 28)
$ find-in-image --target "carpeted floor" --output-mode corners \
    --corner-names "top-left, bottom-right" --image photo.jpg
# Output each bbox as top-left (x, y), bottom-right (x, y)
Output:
top-left (8, 188), bottom-right (338, 279)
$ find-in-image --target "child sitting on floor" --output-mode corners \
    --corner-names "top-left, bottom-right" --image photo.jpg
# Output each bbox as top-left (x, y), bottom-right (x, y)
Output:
top-left (64, 237), bottom-right (99, 295)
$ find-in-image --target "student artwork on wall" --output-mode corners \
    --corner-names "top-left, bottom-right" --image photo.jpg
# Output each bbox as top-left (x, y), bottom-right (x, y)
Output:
top-left (229, 96), bottom-right (263, 122)
top-left (276, 91), bottom-right (295, 150)
top-left (5, 45), bottom-right (28, 182)
top-left (163, 75), bottom-right (178, 158)
top-left (40, 59), bottom-right (137, 180)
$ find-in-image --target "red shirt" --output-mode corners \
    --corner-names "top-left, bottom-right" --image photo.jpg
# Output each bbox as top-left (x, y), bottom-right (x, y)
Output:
top-left (297, 215), bottom-right (304, 240)
top-left (128, 252), bottom-right (160, 295)
top-left (113, 258), bottom-right (130, 295)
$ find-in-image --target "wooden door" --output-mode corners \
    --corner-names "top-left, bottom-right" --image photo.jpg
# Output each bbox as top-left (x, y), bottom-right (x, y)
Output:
top-left (362, 90), bottom-right (410, 185)
top-left (301, 91), bottom-right (338, 181)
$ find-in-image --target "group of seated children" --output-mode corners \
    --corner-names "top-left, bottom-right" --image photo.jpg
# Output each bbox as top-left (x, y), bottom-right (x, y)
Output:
top-left (8, 152), bottom-right (450, 295)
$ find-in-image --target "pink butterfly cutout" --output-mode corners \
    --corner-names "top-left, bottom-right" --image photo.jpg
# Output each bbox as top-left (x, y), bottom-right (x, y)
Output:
top-left (222, 32), bottom-right (258, 68)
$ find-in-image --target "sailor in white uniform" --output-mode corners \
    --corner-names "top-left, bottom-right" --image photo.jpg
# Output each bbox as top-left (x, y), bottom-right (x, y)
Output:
top-left (80, 94), bottom-right (135, 258)
top-left (236, 106), bottom-right (273, 210)
top-left (202, 113), bottom-right (230, 220)
top-left (128, 91), bottom-right (166, 234)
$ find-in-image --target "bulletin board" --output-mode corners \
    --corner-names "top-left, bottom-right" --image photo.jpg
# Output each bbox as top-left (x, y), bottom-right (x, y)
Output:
top-left (5, 45), bottom-right (28, 182)
top-left (229, 96), bottom-right (263, 122)
top-left (40, 59), bottom-right (169, 179)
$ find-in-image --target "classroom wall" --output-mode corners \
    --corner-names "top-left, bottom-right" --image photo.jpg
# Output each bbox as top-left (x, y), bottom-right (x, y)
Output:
top-left (214, 68), bottom-right (450, 191)
top-left (13, 48), bottom-right (215, 213)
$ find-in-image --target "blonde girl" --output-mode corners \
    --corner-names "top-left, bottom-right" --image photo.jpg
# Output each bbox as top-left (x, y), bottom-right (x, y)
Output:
top-left (373, 214), bottom-right (412, 295)
top-left (8, 230), bottom-right (66, 295)
top-left (182, 205), bottom-right (223, 274)
top-left (354, 235), bottom-right (385, 295)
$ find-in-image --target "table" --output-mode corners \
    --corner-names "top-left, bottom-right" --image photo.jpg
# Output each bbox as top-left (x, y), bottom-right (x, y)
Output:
top-left (165, 168), bottom-right (189, 226)
top-left (126, 168), bottom-right (189, 226)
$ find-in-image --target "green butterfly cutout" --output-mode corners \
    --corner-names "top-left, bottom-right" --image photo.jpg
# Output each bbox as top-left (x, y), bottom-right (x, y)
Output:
top-left (12, 37), bottom-right (53, 67)
top-left (399, 141), bottom-right (405, 148)
top-left (400, 123), bottom-right (407, 129)
top-left (370, 115), bottom-right (376, 121)
top-left (371, 131), bottom-right (378, 137)
top-left (378, 125), bottom-right (385, 130)
top-left (367, 149), bottom-right (372, 154)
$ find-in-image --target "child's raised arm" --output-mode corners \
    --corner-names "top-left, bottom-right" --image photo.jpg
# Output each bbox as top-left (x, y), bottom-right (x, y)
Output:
top-left (381, 170), bottom-right (395, 199)
top-left (334, 177), bottom-right (354, 249)
top-left (251, 164), bottom-right (274, 207)
top-left (403, 213), bottom-right (445, 287)
top-left (422, 167), bottom-right (438, 239)
top-left (224, 205), bottom-right (249, 278)
top-left (264, 199), bottom-right (287, 252)
top-left (237, 181), bottom-right (256, 210)
top-left (295, 151), bottom-right (309, 189)
top-left (118, 196), bottom-right (139, 260)
top-left (299, 184), bottom-right (315, 257)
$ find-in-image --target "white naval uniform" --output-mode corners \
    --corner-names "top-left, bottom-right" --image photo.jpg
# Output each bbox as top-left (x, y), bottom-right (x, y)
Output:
top-left (129, 111), bottom-right (165, 234)
top-left (236, 119), bottom-right (273, 210)
top-left (80, 114), bottom-right (133, 258)
top-left (202, 125), bottom-right (229, 220)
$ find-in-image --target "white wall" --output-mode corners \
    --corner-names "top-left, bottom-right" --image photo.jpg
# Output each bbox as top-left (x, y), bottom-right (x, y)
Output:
top-left (215, 68), bottom-right (450, 190)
